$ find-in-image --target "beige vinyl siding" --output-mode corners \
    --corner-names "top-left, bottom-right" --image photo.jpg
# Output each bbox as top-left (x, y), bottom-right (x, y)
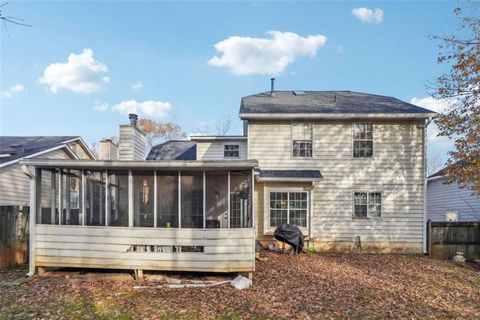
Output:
top-left (119, 125), bottom-right (146, 160)
top-left (0, 149), bottom-right (72, 206)
top-left (248, 120), bottom-right (425, 246)
top-left (196, 140), bottom-right (247, 160)
top-left (35, 225), bottom-right (255, 272)
top-left (67, 141), bottom-right (92, 160)
top-left (427, 179), bottom-right (480, 221)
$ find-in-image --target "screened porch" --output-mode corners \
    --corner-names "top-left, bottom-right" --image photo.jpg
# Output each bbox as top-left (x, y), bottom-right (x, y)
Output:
top-left (21, 159), bottom-right (257, 276)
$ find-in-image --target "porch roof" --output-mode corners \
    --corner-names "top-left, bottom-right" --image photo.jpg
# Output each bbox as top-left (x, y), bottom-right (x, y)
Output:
top-left (19, 159), bottom-right (258, 171)
top-left (257, 169), bottom-right (322, 182)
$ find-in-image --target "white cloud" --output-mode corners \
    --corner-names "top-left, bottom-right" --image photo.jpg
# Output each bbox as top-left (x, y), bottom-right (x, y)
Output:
top-left (208, 31), bottom-right (327, 75)
top-left (93, 99), bottom-right (109, 112)
top-left (410, 96), bottom-right (451, 114)
top-left (352, 8), bottom-right (384, 24)
top-left (38, 49), bottom-right (110, 94)
top-left (1, 84), bottom-right (25, 98)
top-left (131, 81), bottom-right (143, 91)
top-left (111, 100), bottom-right (171, 118)
top-left (410, 96), bottom-right (453, 148)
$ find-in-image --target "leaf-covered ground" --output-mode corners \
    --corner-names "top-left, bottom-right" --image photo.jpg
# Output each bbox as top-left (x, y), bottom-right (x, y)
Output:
top-left (1, 252), bottom-right (479, 319)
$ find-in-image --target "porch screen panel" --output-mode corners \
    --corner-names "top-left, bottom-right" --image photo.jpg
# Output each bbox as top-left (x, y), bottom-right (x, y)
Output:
top-left (156, 172), bottom-right (178, 228)
top-left (205, 171), bottom-right (228, 228)
top-left (85, 170), bottom-right (106, 226)
top-left (230, 171), bottom-right (252, 228)
top-left (181, 171), bottom-right (203, 228)
top-left (38, 169), bottom-right (58, 225)
top-left (108, 170), bottom-right (129, 227)
top-left (61, 170), bottom-right (82, 225)
top-left (133, 170), bottom-right (154, 227)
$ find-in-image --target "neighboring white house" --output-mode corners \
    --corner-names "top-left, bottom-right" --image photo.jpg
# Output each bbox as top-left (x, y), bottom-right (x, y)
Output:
top-left (427, 167), bottom-right (480, 222)
top-left (0, 136), bottom-right (95, 208)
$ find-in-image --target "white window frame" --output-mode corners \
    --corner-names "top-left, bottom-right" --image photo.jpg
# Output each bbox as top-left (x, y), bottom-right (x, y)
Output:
top-left (265, 187), bottom-right (309, 234)
top-left (224, 144), bottom-right (240, 158)
top-left (352, 191), bottom-right (382, 219)
top-left (292, 123), bottom-right (313, 158)
top-left (352, 123), bottom-right (374, 158)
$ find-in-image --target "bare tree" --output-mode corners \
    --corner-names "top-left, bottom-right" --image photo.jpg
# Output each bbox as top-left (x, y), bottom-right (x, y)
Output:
top-left (0, 2), bottom-right (31, 36)
top-left (429, 1), bottom-right (480, 194)
top-left (138, 119), bottom-right (186, 149)
top-left (90, 142), bottom-right (99, 158)
top-left (215, 115), bottom-right (232, 136)
top-left (427, 152), bottom-right (445, 177)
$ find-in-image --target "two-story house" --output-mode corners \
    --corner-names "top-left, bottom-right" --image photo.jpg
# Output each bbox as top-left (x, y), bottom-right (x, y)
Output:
top-left (20, 89), bottom-right (436, 277)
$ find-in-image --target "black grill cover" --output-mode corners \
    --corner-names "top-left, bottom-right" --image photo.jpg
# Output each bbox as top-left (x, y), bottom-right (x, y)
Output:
top-left (273, 223), bottom-right (304, 253)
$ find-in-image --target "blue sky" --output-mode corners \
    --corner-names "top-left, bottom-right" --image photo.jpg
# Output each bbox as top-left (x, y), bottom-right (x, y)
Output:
top-left (0, 1), bottom-right (460, 164)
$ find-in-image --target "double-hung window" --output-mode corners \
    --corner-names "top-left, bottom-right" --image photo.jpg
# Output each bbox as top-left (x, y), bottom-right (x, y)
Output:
top-left (292, 123), bottom-right (313, 158)
top-left (269, 191), bottom-right (308, 228)
top-left (224, 144), bottom-right (239, 158)
top-left (353, 123), bottom-right (373, 158)
top-left (354, 192), bottom-right (382, 218)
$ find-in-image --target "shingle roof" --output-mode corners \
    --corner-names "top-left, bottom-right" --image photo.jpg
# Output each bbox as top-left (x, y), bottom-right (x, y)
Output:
top-left (240, 91), bottom-right (436, 116)
top-left (146, 140), bottom-right (197, 160)
top-left (0, 136), bottom-right (79, 165)
top-left (428, 160), bottom-right (466, 179)
top-left (259, 170), bottom-right (322, 180)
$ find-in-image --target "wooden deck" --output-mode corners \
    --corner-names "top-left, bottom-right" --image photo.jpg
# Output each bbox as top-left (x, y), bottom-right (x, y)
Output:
top-left (35, 225), bottom-right (255, 272)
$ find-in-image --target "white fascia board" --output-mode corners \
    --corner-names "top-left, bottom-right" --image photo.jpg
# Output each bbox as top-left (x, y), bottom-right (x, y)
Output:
top-left (190, 136), bottom-right (248, 141)
top-left (426, 175), bottom-right (445, 182)
top-left (62, 137), bottom-right (97, 160)
top-left (0, 145), bottom-right (73, 168)
top-left (19, 159), bottom-right (259, 170)
top-left (239, 113), bottom-right (438, 120)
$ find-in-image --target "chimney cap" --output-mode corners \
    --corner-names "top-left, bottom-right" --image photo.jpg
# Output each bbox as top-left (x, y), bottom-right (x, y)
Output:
top-left (129, 113), bottom-right (138, 126)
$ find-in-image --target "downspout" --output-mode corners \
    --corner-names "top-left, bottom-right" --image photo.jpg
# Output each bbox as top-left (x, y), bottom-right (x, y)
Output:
top-left (422, 117), bottom-right (433, 254)
top-left (305, 181), bottom-right (316, 248)
top-left (21, 165), bottom-right (36, 277)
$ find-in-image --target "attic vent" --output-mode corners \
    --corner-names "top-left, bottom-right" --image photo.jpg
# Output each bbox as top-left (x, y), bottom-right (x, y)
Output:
top-left (10, 144), bottom-right (22, 148)
top-left (293, 91), bottom-right (305, 96)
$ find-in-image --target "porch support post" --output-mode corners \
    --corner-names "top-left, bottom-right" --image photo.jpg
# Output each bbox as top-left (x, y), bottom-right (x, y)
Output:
top-left (153, 170), bottom-right (157, 228)
top-left (65, 170), bottom-right (70, 225)
top-left (128, 170), bottom-right (133, 227)
top-left (81, 169), bottom-right (85, 226)
top-left (178, 171), bottom-right (181, 228)
top-left (227, 171), bottom-right (230, 228)
top-left (27, 167), bottom-right (38, 276)
top-left (251, 169), bottom-right (255, 230)
top-left (58, 170), bottom-right (63, 225)
top-left (99, 172), bottom-right (104, 225)
top-left (105, 169), bottom-right (108, 226)
top-left (50, 171), bottom-right (56, 224)
top-left (203, 171), bottom-right (206, 229)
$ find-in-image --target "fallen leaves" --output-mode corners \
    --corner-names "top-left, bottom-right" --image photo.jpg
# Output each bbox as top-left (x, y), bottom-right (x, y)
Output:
top-left (0, 253), bottom-right (479, 319)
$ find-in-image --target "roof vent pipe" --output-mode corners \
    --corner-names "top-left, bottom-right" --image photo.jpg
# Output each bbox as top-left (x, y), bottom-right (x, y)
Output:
top-left (270, 77), bottom-right (275, 97)
top-left (333, 94), bottom-right (337, 103)
top-left (129, 113), bottom-right (138, 127)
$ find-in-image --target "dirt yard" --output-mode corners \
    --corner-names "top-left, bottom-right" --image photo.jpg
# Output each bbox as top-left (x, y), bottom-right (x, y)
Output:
top-left (1, 252), bottom-right (479, 319)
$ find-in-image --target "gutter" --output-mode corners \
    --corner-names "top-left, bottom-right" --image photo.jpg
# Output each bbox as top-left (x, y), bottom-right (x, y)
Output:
top-left (239, 112), bottom-right (438, 120)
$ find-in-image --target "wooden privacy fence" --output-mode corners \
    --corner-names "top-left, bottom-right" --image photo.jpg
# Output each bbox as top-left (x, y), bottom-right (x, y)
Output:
top-left (427, 220), bottom-right (480, 260)
top-left (0, 206), bottom-right (29, 269)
